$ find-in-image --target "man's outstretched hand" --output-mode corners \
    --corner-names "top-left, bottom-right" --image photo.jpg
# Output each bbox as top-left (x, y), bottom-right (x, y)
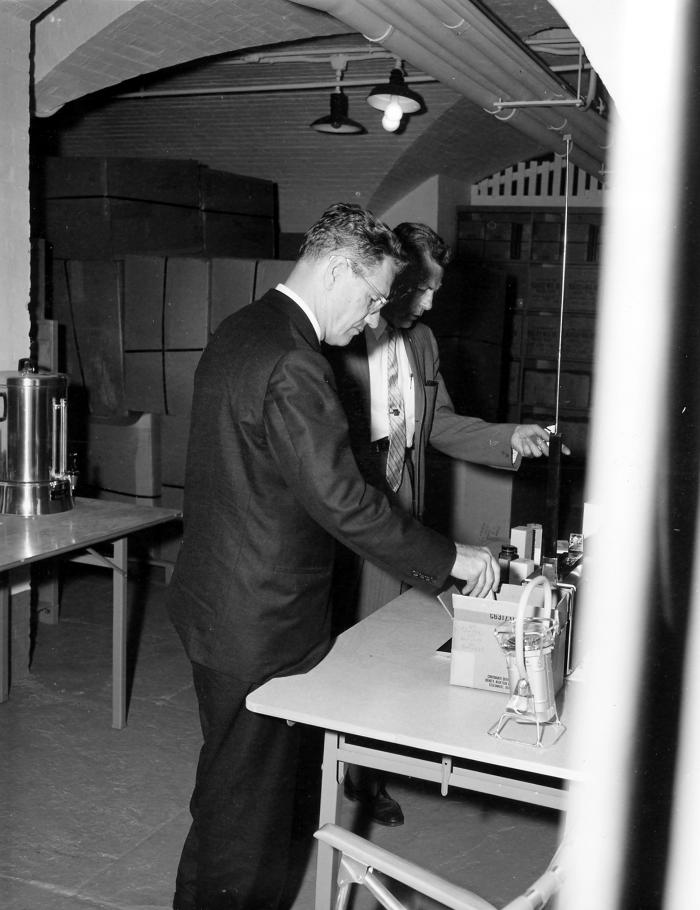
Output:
top-left (511, 424), bottom-right (572, 458)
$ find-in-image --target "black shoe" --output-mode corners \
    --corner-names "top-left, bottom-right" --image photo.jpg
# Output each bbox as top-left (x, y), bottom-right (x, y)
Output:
top-left (344, 775), bottom-right (405, 827)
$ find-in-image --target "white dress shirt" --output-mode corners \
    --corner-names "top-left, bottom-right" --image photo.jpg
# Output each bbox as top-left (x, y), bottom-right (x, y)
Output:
top-left (365, 319), bottom-right (415, 447)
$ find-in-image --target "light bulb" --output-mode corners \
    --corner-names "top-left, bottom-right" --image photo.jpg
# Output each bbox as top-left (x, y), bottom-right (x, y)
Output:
top-left (382, 113), bottom-right (401, 132)
top-left (382, 99), bottom-right (403, 132)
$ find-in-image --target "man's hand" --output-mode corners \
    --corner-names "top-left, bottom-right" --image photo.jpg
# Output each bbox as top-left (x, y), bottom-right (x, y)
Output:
top-left (511, 424), bottom-right (572, 458)
top-left (451, 543), bottom-right (500, 597)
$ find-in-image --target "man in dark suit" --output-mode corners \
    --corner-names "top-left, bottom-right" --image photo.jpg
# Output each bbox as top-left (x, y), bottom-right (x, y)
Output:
top-left (166, 204), bottom-right (501, 910)
top-left (329, 222), bottom-right (562, 826)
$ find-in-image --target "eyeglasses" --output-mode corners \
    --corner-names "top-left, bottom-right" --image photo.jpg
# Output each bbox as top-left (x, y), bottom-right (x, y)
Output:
top-left (345, 258), bottom-right (389, 312)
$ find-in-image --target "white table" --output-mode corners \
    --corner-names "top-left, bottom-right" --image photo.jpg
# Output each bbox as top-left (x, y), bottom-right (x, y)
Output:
top-left (247, 588), bottom-right (580, 910)
top-left (0, 497), bottom-right (181, 728)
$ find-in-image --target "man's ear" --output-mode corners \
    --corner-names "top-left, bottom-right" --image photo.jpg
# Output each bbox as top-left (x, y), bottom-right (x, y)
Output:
top-left (326, 254), bottom-right (349, 290)
top-left (323, 254), bottom-right (349, 292)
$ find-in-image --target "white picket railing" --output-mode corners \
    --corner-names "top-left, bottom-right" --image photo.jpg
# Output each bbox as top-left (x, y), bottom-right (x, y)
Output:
top-left (471, 156), bottom-right (605, 206)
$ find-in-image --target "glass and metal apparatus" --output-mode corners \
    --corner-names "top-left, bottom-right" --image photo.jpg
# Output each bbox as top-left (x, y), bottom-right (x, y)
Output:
top-left (0, 361), bottom-right (77, 516)
top-left (490, 575), bottom-right (565, 747)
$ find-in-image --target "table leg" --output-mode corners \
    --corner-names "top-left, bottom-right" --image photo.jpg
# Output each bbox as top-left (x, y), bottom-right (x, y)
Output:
top-left (112, 537), bottom-right (128, 729)
top-left (315, 729), bottom-right (344, 910)
top-left (35, 560), bottom-right (60, 625)
top-left (0, 573), bottom-right (8, 703)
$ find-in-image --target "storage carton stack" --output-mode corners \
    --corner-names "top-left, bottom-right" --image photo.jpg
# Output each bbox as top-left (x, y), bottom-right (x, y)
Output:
top-left (39, 156), bottom-right (277, 260)
top-left (37, 156), bottom-right (283, 573)
top-left (50, 252), bottom-right (294, 570)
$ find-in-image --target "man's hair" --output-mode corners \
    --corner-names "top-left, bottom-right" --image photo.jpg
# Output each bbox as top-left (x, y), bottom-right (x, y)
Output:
top-left (299, 202), bottom-right (406, 271)
top-left (392, 222), bottom-right (452, 269)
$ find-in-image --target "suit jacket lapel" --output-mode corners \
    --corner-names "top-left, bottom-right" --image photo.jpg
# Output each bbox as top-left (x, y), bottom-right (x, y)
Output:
top-left (405, 329), bottom-right (427, 422)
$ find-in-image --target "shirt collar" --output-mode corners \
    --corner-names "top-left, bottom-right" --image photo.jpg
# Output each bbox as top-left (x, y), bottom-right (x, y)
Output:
top-left (276, 283), bottom-right (322, 342)
top-left (367, 315), bottom-right (391, 342)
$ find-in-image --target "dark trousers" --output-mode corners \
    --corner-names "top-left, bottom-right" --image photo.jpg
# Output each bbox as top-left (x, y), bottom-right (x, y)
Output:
top-left (174, 662), bottom-right (301, 910)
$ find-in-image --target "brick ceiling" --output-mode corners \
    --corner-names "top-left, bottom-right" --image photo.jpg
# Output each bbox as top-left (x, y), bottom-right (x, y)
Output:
top-left (11, 0), bottom-right (610, 230)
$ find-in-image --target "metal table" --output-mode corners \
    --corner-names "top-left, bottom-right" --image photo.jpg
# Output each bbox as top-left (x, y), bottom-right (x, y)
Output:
top-left (247, 587), bottom-right (580, 910)
top-left (0, 497), bottom-right (181, 728)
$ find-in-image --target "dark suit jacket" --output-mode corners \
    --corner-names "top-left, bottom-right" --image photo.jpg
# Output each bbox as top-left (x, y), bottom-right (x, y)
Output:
top-left (166, 290), bottom-right (456, 682)
top-left (327, 322), bottom-right (518, 521)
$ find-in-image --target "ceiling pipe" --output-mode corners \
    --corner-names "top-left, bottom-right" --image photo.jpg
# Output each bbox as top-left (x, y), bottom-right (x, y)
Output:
top-left (289, 0), bottom-right (607, 177)
top-left (288, 0), bottom-right (577, 122)
top-left (408, 0), bottom-right (608, 152)
top-left (221, 47), bottom-right (396, 66)
top-left (373, 0), bottom-right (606, 159)
top-left (387, 0), bottom-right (605, 157)
top-left (391, 0), bottom-right (609, 168)
top-left (494, 68), bottom-right (598, 114)
top-left (377, 0), bottom-right (577, 111)
top-left (115, 75), bottom-right (436, 100)
top-left (435, 0), bottom-right (580, 95)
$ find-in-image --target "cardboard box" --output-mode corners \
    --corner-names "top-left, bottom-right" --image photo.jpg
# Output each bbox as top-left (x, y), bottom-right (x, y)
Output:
top-left (202, 211), bottom-right (275, 257)
top-left (86, 413), bottom-right (160, 497)
top-left (164, 257), bottom-right (210, 349)
top-left (44, 198), bottom-right (114, 259)
top-left (448, 461), bottom-right (543, 557)
top-left (161, 415), bottom-right (190, 487)
top-left (209, 258), bottom-right (257, 334)
top-left (44, 156), bottom-right (200, 207)
top-left (124, 256), bottom-right (166, 351)
top-left (164, 350), bottom-right (202, 417)
top-left (255, 259), bottom-right (295, 298)
top-left (450, 583), bottom-right (568, 693)
top-left (110, 199), bottom-right (202, 257)
top-left (63, 260), bottom-right (126, 415)
top-left (124, 351), bottom-right (166, 413)
top-left (198, 166), bottom-right (275, 216)
top-left (44, 198), bottom-right (203, 259)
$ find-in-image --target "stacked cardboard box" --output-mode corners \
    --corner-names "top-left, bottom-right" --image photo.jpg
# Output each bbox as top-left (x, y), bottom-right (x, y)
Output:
top-left (39, 156), bottom-right (276, 260)
top-left (50, 253), bottom-right (294, 570)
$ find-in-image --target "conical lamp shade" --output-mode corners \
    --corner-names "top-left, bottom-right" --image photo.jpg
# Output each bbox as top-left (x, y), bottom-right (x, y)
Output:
top-left (366, 68), bottom-right (423, 114)
top-left (310, 91), bottom-right (365, 134)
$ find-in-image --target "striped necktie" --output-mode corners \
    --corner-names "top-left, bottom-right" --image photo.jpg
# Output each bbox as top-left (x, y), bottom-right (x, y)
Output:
top-left (385, 328), bottom-right (406, 492)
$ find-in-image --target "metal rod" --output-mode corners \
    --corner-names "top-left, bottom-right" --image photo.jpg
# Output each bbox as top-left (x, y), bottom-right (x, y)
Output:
top-left (544, 135), bottom-right (572, 560)
top-left (493, 98), bottom-right (585, 109)
top-left (51, 398), bottom-right (58, 476)
top-left (115, 75), bottom-right (437, 100)
top-left (554, 135), bottom-right (572, 432)
top-left (544, 433), bottom-right (563, 558)
top-left (59, 398), bottom-right (67, 475)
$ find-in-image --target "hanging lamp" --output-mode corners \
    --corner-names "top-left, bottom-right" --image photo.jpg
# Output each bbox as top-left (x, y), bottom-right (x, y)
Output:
top-left (310, 55), bottom-right (366, 134)
top-left (310, 87), bottom-right (365, 134)
top-left (367, 66), bottom-right (423, 132)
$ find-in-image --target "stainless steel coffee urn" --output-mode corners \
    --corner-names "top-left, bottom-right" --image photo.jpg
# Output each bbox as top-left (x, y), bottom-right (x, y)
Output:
top-left (0, 363), bottom-right (76, 516)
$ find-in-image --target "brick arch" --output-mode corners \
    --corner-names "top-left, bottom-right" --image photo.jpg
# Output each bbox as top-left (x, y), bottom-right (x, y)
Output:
top-left (33, 0), bottom-right (347, 116)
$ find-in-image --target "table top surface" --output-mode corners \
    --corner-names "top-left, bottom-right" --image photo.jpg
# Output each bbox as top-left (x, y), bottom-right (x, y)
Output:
top-left (247, 588), bottom-right (581, 782)
top-left (0, 497), bottom-right (181, 571)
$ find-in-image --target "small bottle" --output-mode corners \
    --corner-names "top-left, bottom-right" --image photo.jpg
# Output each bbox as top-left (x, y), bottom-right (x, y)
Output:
top-left (498, 545), bottom-right (518, 585)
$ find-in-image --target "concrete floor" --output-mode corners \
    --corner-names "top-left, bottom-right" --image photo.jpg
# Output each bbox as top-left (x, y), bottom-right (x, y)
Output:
top-left (0, 564), bottom-right (562, 910)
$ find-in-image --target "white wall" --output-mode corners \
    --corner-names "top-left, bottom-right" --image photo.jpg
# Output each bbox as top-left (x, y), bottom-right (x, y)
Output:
top-left (380, 176), bottom-right (439, 232)
top-left (0, 9), bottom-right (32, 371)
top-left (380, 174), bottom-right (469, 249)
top-left (437, 176), bottom-right (470, 249)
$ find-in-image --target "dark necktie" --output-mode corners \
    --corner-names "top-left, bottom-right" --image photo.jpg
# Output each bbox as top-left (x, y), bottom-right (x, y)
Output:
top-left (385, 328), bottom-right (406, 492)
